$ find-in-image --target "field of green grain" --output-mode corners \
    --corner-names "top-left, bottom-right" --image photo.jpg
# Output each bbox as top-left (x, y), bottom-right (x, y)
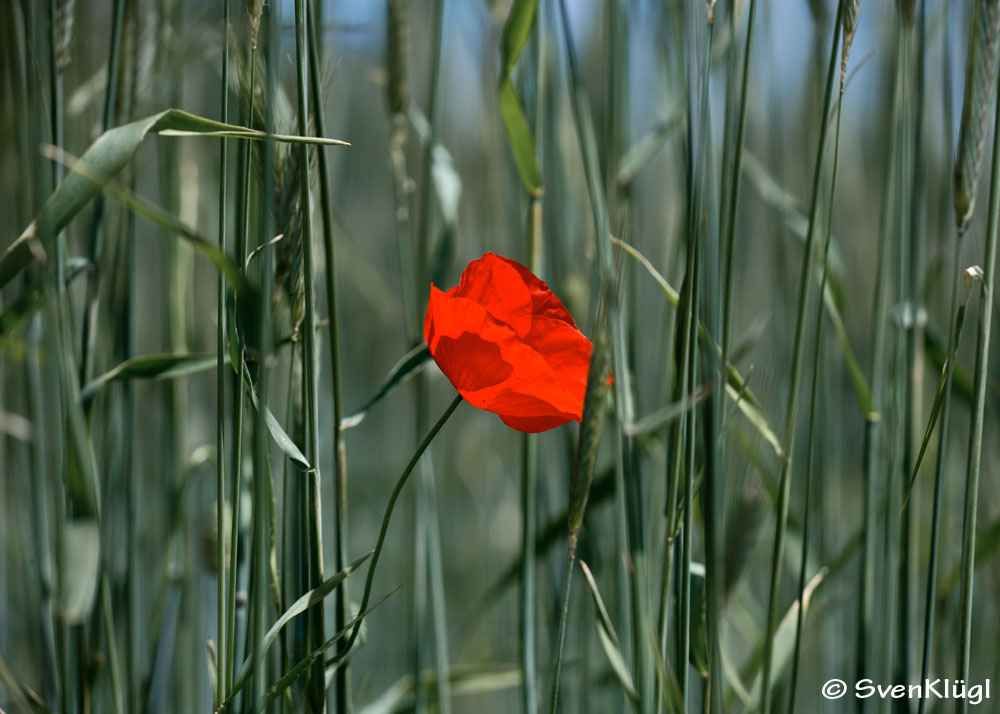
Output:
top-left (2, 1), bottom-right (1000, 712)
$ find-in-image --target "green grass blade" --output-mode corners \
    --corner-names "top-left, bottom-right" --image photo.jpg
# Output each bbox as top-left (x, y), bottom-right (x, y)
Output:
top-left (788, 72), bottom-right (847, 711)
top-left (359, 665), bottom-right (522, 714)
top-left (219, 587), bottom-right (400, 711)
top-left (955, 50), bottom-right (1000, 709)
top-left (0, 258), bottom-right (88, 337)
top-left (0, 108), bottom-right (345, 290)
top-left (613, 237), bottom-right (783, 457)
top-left (340, 394), bottom-right (463, 658)
top-left (746, 568), bottom-right (827, 712)
top-left (38, 145), bottom-right (255, 298)
top-left (341, 345), bottom-right (431, 430)
top-left (498, 78), bottom-right (543, 195)
top-left (228, 551), bottom-right (371, 693)
top-left (759, 9), bottom-right (842, 712)
top-left (551, 301), bottom-right (611, 714)
top-left (501, 0), bottom-right (539, 70)
top-left (580, 560), bottom-right (639, 703)
top-left (80, 353), bottom-right (218, 404)
top-left (247, 380), bottom-right (310, 471)
top-left (498, 0), bottom-right (542, 195)
top-left (902, 267), bottom-right (979, 509)
top-left (742, 151), bottom-right (848, 295)
top-left (624, 387), bottom-right (709, 437)
top-left (615, 109), bottom-right (683, 189)
top-left (938, 513), bottom-right (1000, 599)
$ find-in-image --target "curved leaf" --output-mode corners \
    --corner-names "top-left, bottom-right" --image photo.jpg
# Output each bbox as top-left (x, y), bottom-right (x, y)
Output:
top-left (230, 552), bottom-right (372, 692)
top-left (580, 560), bottom-right (638, 701)
top-left (341, 345), bottom-right (431, 430)
top-left (498, 78), bottom-right (542, 195)
top-left (616, 109), bottom-right (683, 188)
top-left (0, 108), bottom-right (347, 290)
top-left (501, 0), bottom-right (539, 71)
top-left (80, 353), bottom-right (219, 406)
top-left (613, 237), bottom-right (783, 457)
top-left (497, 0), bottom-right (542, 195)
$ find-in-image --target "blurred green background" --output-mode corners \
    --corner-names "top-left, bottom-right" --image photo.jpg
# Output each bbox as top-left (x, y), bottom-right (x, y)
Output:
top-left (3, 1), bottom-right (1000, 713)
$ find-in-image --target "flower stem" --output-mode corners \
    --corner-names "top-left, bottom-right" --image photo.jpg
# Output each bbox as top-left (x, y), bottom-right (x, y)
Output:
top-left (342, 394), bottom-right (463, 656)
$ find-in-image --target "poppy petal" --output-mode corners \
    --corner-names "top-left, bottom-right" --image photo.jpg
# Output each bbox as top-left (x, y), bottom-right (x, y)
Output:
top-left (450, 253), bottom-right (533, 337)
top-left (496, 255), bottom-right (578, 329)
top-left (430, 332), bottom-right (514, 392)
top-left (492, 388), bottom-right (577, 432)
top-left (425, 286), bottom-right (581, 418)
top-left (523, 314), bottom-right (593, 406)
top-left (424, 253), bottom-right (596, 433)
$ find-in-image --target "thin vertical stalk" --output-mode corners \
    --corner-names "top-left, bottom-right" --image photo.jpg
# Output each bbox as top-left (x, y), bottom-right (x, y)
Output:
top-left (719, 0), bottom-right (757, 363)
top-left (955, 58), bottom-right (1000, 714)
top-left (879, 15), bottom-right (912, 691)
top-left (859, 5), bottom-right (906, 692)
top-left (679, 7), bottom-right (713, 709)
top-left (896, 0), bottom-right (927, 688)
top-left (47, 0), bottom-right (66, 292)
top-left (549, 301), bottom-right (611, 714)
top-left (758, 9), bottom-right (841, 713)
top-left (788, 77), bottom-right (846, 712)
top-left (35, 2), bottom-right (65, 709)
top-left (280, 343), bottom-right (305, 708)
top-left (412, 3), bottom-right (452, 714)
top-left (422, 457), bottom-right (451, 714)
top-left (413, 456), bottom-right (428, 714)
top-left (414, 0), bottom-right (446, 304)
top-left (251, 2), bottom-right (278, 708)
top-left (605, 6), bottom-right (635, 706)
top-left (305, 3), bottom-right (349, 711)
top-left (917, 9), bottom-right (957, 704)
top-left (5, 0), bottom-right (35, 224)
top-left (122, 6), bottom-right (141, 712)
top-left (717, 0), bottom-right (739, 239)
top-left (710, 0), bottom-right (760, 707)
top-left (521, 433), bottom-right (538, 714)
top-left (679, 270), bottom-right (699, 712)
top-left (604, 7), bottom-right (637, 709)
top-left (79, 0), bottom-right (126, 383)
top-left (226, 372), bottom-right (246, 693)
top-left (27, 319), bottom-right (59, 711)
top-left (227, 19), bottom-right (258, 696)
top-left (160, 1), bottom-right (191, 705)
top-left (521, 9), bottom-right (545, 713)
top-left (553, 0), bottom-right (647, 708)
top-left (914, 237), bottom-right (962, 714)
top-left (293, 1), bottom-right (326, 710)
top-left (549, 546), bottom-right (576, 714)
top-left (655, 196), bottom-right (696, 714)
top-left (384, 2), bottom-right (422, 709)
top-left (216, 0), bottom-right (231, 705)
top-left (655, 4), bottom-right (703, 677)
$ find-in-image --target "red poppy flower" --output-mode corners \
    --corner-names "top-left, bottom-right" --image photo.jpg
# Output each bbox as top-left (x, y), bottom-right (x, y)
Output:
top-left (423, 252), bottom-right (598, 433)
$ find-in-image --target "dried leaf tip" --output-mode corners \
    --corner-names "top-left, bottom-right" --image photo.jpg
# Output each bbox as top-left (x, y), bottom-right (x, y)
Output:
top-left (706, 0), bottom-right (718, 24)
top-left (954, 0), bottom-right (1000, 229)
top-left (840, 0), bottom-right (861, 86)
